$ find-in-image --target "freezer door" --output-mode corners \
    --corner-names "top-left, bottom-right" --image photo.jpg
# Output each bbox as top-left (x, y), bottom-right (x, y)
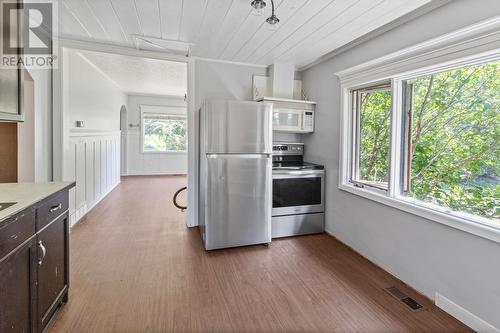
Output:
top-left (204, 154), bottom-right (272, 250)
top-left (203, 100), bottom-right (272, 154)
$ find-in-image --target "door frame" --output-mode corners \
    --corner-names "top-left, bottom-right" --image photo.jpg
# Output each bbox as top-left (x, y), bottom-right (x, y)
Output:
top-left (52, 39), bottom-right (197, 227)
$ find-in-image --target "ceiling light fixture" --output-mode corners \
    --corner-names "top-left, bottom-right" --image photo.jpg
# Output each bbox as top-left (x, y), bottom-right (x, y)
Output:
top-left (250, 0), bottom-right (266, 16)
top-left (265, 0), bottom-right (280, 26)
top-left (251, 0), bottom-right (279, 26)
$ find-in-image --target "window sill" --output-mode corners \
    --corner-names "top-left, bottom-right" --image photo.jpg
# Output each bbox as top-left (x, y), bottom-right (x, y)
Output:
top-left (142, 151), bottom-right (188, 155)
top-left (339, 183), bottom-right (500, 244)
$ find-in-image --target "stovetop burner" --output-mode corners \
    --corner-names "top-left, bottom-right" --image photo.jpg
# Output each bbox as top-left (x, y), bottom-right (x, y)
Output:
top-left (272, 142), bottom-right (324, 171)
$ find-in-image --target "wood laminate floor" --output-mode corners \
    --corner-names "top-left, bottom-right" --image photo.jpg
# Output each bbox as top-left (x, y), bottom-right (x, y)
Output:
top-left (46, 176), bottom-right (471, 333)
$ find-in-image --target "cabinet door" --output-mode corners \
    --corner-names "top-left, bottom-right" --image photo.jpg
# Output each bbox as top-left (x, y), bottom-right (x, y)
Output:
top-left (36, 214), bottom-right (68, 331)
top-left (0, 239), bottom-right (36, 333)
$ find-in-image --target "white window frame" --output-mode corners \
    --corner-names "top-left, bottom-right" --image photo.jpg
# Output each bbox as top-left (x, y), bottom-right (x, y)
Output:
top-left (140, 106), bottom-right (188, 154)
top-left (349, 82), bottom-right (392, 194)
top-left (337, 16), bottom-right (500, 243)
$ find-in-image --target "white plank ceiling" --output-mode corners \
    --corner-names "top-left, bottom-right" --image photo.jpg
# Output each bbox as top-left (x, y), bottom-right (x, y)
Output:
top-left (60, 0), bottom-right (433, 68)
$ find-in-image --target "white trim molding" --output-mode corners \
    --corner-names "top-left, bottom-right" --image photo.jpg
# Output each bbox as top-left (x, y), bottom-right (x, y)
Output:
top-left (191, 56), bottom-right (268, 69)
top-left (435, 293), bottom-right (500, 333)
top-left (337, 16), bottom-right (500, 243)
top-left (336, 16), bottom-right (500, 85)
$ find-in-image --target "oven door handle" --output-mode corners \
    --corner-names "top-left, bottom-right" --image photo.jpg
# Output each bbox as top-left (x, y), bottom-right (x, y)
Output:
top-left (273, 170), bottom-right (324, 177)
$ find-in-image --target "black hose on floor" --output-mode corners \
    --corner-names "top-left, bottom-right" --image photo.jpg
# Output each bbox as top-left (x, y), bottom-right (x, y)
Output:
top-left (173, 186), bottom-right (187, 211)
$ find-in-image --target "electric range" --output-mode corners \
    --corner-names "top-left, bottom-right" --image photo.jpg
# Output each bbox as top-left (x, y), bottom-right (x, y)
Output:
top-left (272, 143), bottom-right (325, 238)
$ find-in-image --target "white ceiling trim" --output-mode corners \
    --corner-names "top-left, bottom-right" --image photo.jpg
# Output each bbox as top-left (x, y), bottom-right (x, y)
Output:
top-left (128, 93), bottom-right (186, 100)
top-left (59, 38), bottom-right (190, 63)
top-left (190, 56), bottom-right (268, 69)
top-left (59, 37), bottom-right (269, 69)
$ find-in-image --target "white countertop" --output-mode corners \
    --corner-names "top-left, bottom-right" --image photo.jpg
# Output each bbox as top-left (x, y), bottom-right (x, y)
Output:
top-left (0, 182), bottom-right (75, 222)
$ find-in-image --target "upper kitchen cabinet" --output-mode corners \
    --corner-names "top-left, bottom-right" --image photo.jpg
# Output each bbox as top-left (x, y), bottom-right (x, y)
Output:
top-left (0, 67), bottom-right (23, 122)
top-left (0, 0), bottom-right (23, 122)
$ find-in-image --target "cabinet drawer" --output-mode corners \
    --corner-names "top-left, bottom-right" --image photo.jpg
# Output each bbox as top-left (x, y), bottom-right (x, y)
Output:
top-left (0, 210), bottom-right (36, 260)
top-left (37, 191), bottom-right (68, 230)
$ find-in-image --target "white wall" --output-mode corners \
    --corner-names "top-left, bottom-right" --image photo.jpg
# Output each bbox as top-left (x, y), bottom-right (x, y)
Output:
top-left (64, 49), bottom-right (127, 131)
top-left (301, 0), bottom-right (500, 329)
top-left (124, 94), bottom-right (187, 175)
top-left (26, 68), bottom-right (53, 182)
top-left (62, 48), bottom-right (126, 224)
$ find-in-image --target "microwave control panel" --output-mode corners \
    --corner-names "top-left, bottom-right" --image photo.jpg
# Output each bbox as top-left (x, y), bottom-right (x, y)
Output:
top-left (303, 111), bottom-right (314, 132)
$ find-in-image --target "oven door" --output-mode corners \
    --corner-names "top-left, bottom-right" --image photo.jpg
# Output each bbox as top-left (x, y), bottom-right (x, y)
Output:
top-left (272, 170), bottom-right (324, 216)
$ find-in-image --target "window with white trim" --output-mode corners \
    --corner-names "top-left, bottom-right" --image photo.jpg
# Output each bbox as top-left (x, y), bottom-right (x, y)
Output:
top-left (350, 83), bottom-right (392, 191)
top-left (400, 61), bottom-right (499, 220)
top-left (346, 59), bottom-right (499, 225)
top-left (142, 112), bottom-right (187, 153)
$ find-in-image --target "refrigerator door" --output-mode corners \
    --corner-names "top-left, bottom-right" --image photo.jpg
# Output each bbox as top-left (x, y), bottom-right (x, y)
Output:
top-left (204, 154), bottom-right (272, 250)
top-left (203, 100), bottom-right (272, 154)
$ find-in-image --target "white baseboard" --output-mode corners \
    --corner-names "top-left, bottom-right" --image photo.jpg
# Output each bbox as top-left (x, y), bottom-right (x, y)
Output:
top-left (435, 293), bottom-right (499, 333)
top-left (70, 180), bottom-right (120, 228)
top-left (324, 229), bottom-right (499, 332)
top-left (124, 171), bottom-right (187, 176)
top-left (70, 203), bottom-right (88, 228)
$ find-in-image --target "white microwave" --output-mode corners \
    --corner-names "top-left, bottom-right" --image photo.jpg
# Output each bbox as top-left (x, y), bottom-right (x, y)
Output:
top-left (273, 109), bottom-right (314, 133)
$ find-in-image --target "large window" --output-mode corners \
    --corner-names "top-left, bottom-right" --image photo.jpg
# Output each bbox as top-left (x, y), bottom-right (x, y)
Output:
top-left (402, 61), bottom-right (499, 220)
top-left (346, 59), bottom-right (499, 227)
top-left (142, 112), bottom-right (187, 153)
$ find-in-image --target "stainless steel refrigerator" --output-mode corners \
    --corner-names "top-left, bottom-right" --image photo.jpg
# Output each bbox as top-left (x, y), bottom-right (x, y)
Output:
top-left (199, 100), bottom-right (272, 250)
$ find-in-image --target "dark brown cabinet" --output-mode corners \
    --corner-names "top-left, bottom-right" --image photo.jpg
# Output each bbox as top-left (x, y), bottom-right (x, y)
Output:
top-left (0, 186), bottom-right (72, 333)
top-left (0, 239), bottom-right (36, 333)
top-left (36, 214), bottom-right (69, 331)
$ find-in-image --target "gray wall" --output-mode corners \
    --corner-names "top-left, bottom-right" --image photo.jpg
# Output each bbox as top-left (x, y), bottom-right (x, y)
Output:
top-left (194, 59), bottom-right (303, 143)
top-left (194, 59), bottom-right (266, 108)
top-left (301, 0), bottom-right (500, 328)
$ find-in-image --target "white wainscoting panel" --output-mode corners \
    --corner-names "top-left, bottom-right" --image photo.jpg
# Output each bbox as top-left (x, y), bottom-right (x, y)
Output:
top-left (68, 131), bottom-right (121, 226)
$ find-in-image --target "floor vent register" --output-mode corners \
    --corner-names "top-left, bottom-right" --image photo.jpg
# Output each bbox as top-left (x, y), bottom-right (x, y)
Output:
top-left (384, 286), bottom-right (424, 311)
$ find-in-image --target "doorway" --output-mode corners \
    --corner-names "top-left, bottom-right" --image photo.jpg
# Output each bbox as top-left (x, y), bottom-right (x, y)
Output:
top-left (54, 43), bottom-right (194, 227)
